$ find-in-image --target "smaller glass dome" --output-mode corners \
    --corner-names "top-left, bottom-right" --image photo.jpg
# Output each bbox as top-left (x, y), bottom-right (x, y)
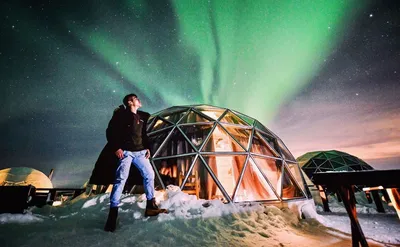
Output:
top-left (297, 150), bottom-right (374, 182)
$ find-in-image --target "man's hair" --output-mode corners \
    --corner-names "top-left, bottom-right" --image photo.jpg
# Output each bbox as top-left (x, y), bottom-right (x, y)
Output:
top-left (123, 93), bottom-right (137, 107)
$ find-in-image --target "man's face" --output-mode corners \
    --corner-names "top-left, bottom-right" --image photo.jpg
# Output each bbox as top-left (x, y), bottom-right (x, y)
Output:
top-left (128, 96), bottom-right (142, 108)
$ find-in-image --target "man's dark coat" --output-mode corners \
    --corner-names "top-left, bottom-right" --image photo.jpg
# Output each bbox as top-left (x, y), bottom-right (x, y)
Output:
top-left (88, 105), bottom-right (151, 186)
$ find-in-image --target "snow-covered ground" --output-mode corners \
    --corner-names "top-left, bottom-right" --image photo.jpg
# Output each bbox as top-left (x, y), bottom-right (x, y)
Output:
top-left (0, 186), bottom-right (398, 247)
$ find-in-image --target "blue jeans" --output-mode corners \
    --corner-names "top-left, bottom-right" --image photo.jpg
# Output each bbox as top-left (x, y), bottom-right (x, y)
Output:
top-left (110, 150), bottom-right (155, 208)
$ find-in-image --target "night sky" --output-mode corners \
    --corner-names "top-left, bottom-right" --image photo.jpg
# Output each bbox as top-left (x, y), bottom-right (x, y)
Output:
top-left (1, 0), bottom-right (399, 187)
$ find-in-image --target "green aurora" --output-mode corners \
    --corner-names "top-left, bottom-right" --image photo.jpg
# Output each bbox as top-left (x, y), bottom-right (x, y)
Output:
top-left (75, 0), bottom-right (363, 123)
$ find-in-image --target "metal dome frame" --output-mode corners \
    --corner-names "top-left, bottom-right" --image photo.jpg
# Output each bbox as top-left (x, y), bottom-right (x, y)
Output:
top-left (147, 104), bottom-right (309, 203)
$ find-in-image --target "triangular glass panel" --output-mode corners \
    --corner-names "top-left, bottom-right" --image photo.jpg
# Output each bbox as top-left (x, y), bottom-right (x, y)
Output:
top-left (312, 158), bottom-right (327, 167)
top-left (202, 154), bottom-right (247, 200)
top-left (331, 156), bottom-right (345, 165)
top-left (250, 132), bottom-right (277, 157)
top-left (178, 124), bottom-right (214, 150)
top-left (343, 155), bottom-right (359, 163)
top-left (148, 128), bottom-right (173, 155)
top-left (254, 120), bottom-right (276, 137)
top-left (234, 158), bottom-right (278, 202)
top-left (277, 139), bottom-right (296, 161)
top-left (232, 111), bottom-right (255, 126)
top-left (324, 152), bottom-right (338, 160)
top-left (155, 128), bottom-right (196, 157)
top-left (251, 156), bottom-right (282, 194)
top-left (330, 160), bottom-right (344, 169)
top-left (321, 161), bottom-right (334, 170)
top-left (148, 116), bottom-right (174, 132)
top-left (285, 162), bottom-right (307, 196)
top-left (343, 157), bottom-right (357, 166)
top-left (178, 110), bottom-right (213, 124)
top-left (201, 124), bottom-right (245, 152)
top-left (281, 165), bottom-right (307, 200)
top-left (347, 166), bottom-right (355, 171)
top-left (361, 165), bottom-right (373, 170)
top-left (349, 164), bottom-right (362, 171)
top-left (303, 161), bottom-right (317, 168)
top-left (314, 152), bottom-right (327, 159)
top-left (219, 110), bottom-right (249, 126)
top-left (195, 106), bottom-right (226, 121)
top-left (182, 156), bottom-right (228, 202)
top-left (153, 155), bottom-right (196, 188)
top-left (256, 131), bottom-right (280, 155)
top-left (161, 110), bottom-right (187, 124)
top-left (221, 124), bottom-right (251, 151)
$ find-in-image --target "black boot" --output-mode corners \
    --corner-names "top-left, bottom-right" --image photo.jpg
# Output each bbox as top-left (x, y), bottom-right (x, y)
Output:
top-left (145, 198), bottom-right (168, 217)
top-left (104, 207), bottom-right (118, 232)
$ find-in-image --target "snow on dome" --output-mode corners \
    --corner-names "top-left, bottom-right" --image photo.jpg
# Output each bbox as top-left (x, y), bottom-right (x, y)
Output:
top-left (297, 150), bottom-right (374, 182)
top-left (0, 167), bottom-right (53, 188)
top-left (146, 105), bottom-right (309, 203)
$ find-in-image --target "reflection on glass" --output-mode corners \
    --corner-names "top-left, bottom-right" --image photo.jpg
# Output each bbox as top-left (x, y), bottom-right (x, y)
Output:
top-left (179, 110), bottom-right (211, 123)
top-left (220, 111), bottom-right (249, 126)
top-left (254, 121), bottom-right (275, 136)
top-left (250, 132), bottom-right (277, 157)
top-left (286, 162), bottom-right (306, 193)
top-left (150, 118), bottom-right (172, 132)
top-left (202, 125), bottom-right (244, 152)
top-left (155, 128), bottom-right (195, 157)
top-left (251, 156), bottom-right (281, 193)
top-left (221, 124), bottom-right (251, 151)
top-left (148, 129), bottom-right (171, 155)
top-left (196, 107), bottom-right (226, 120)
top-left (281, 166), bottom-right (305, 200)
top-left (256, 131), bottom-right (280, 155)
top-left (277, 139), bottom-right (295, 161)
top-left (232, 111), bottom-right (255, 125)
top-left (203, 155), bottom-right (247, 198)
top-left (234, 158), bottom-right (278, 202)
top-left (188, 158), bottom-right (226, 201)
top-left (154, 155), bottom-right (195, 187)
top-left (179, 124), bottom-right (213, 150)
top-left (162, 110), bottom-right (187, 123)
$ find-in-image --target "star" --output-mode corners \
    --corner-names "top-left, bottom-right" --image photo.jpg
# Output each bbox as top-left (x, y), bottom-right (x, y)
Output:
top-left (369, 13), bottom-right (373, 18)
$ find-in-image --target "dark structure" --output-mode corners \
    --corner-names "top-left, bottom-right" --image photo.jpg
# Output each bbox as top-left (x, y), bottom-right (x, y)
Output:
top-left (297, 150), bottom-right (379, 212)
top-left (313, 170), bottom-right (400, 247)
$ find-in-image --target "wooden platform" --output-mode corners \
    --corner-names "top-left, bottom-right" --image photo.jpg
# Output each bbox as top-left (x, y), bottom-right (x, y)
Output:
top-left (313, 169), bottom-right (400, 247)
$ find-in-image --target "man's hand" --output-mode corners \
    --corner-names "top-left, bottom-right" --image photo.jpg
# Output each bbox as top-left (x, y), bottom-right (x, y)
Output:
top-left (115, 149), bottom-right (124, 159)
top-left (145, 149), bottom-right (151, 159)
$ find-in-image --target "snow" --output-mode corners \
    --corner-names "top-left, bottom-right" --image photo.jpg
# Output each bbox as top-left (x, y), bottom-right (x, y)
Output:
top-left (0, 186), bottom-right (398, 247)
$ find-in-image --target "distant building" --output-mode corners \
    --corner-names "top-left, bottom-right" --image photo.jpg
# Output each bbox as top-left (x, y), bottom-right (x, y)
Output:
top-left (0, 167), bottom-right (53, 188)
top-left (297, 150), bottom-right (374, 182)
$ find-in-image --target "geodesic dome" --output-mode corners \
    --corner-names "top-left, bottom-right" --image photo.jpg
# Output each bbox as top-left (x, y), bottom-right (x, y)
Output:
top-left (146, 105), bottom-right (308, 203)
top-left (0, 167), bottom-right (53, 188)
top-left (297, 150), bottom-right (374, 182)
